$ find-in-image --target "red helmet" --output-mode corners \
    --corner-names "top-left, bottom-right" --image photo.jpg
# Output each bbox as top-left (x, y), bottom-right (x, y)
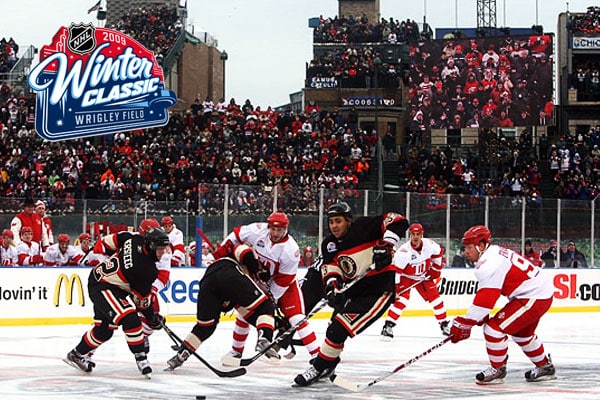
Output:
top-left (161, 216), bottom-right (174, 226)
top-left (20, 226), bottom-right (33, 235)
top-left (409, 223), bottom-right (424, 233)
top-left (2, 229), bottom-right (14, 239)
top-left (58, 234), bottom-right (70, 243)
top-left (79, 233), bottom-right (92, 242)
top-left (139, 218), bottom-right (160, 235)
top-left (462, 225), bottom-right (492, 246)
top-left (188, 241), bottom-right (196, 254)
top-left (267, 212), bottom-right (289, 228)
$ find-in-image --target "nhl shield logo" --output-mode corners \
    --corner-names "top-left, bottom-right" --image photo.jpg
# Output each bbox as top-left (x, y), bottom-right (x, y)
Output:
top-left (68, 23), bottom-right (96, 55)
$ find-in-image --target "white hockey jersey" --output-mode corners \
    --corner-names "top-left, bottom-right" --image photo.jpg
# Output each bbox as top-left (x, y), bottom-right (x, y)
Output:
top-left (15, 240), bottom-right (43, 266)
top-left (465, 244), bottom-right (554, 322)
top-left (226, 222), bottom-right (300, 301)
top-left (166, 225), bottom-right (186, 266)
top-left (392, 237), bottom-right (445, 282)
top-left (1, 245), bottom-right (18, 266)
top-left (44, 243), bottom-right (78, 266)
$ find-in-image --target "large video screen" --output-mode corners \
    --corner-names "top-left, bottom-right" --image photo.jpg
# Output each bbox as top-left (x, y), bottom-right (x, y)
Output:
top-left (407, 35), bottom-right (553, 129)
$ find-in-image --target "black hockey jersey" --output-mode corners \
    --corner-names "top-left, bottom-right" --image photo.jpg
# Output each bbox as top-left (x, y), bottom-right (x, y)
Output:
top-left (320, 213), bottom-right (408, 282)
top-left (88, 232), bottom-right (158, 300)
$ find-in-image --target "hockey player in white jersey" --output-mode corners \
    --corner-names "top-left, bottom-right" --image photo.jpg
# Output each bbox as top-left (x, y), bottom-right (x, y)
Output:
top-left (161, 216), bottom-right (186, 266)
top-left (450, 225), bottom-right (556, 385)
top-left (15, 226), bottom-right (44, 266)
top-left (0, 229), bottom-right (18, 266)
top-left (43, 234), bottom-right (79, 266)
top-left (216, 212), bottom-right (320, 364)
top-left (72, 233), bottom-right (99, 266)
top-left (380, 223), bottom-right (450, 340)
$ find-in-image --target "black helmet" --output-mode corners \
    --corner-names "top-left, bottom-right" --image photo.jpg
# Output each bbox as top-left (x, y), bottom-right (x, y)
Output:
top-left (327, 202), bottom-right (352, 220)
top-left (145, 228), bottom-right (170, 253)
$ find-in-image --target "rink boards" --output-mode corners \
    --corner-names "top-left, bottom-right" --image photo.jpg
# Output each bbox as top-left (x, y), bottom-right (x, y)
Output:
top-left (0, 266), bottom-right (598, 325)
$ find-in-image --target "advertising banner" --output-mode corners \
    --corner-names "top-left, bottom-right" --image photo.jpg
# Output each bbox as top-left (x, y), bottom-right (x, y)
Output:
top-left (0, 267), bottom-right (598, 325)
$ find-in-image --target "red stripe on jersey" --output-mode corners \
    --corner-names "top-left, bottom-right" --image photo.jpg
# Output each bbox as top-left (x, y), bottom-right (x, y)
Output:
top-left (473, 286), bottom-right (502, 310)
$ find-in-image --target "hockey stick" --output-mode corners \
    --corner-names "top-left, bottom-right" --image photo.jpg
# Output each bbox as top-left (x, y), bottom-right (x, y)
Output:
top-left (222, 264), bottom-right (377, 367)
top-left (331, 336), bottom-right (452, 391)
top-left (160, 320), bottom-right (247, 378)
top-left (196, 228), bottom-right (216, 251)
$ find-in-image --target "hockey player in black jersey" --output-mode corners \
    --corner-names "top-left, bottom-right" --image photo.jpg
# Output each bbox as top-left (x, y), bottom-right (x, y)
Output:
top-left (295, 201), bottom-right (409, 386)
top-left (166, 244), bottom-right (279, 370)
top-left (63, 228), bottom-right (170, 378)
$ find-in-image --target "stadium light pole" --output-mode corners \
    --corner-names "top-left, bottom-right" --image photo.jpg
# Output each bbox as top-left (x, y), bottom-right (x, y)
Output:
top-left (220, 50), bottom-right (228, 99)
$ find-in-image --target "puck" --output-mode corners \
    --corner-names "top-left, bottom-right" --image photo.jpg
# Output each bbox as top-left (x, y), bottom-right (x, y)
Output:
top-left (196, 396), bottom-right (206, 400)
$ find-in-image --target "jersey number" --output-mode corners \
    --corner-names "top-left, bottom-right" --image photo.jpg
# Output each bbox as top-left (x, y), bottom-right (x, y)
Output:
top-left (500, 248), bottom-right (539, 279)
top-left (93, 256), bottom-right (120, 281)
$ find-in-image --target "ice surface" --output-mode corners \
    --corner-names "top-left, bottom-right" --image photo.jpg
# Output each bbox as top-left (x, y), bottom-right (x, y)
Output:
top-left (1, 313), bottom-right (598, 400)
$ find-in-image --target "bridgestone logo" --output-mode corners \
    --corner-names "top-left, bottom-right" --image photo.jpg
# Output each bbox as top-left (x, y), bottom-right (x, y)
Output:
top-left (438, 278), bottom-right (478, 295)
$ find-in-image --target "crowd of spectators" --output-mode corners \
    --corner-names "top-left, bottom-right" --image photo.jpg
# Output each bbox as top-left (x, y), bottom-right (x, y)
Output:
top-left (306, 45), bottom-right (400, 89)
top-left (307, 15), bottom-right (426, 90)
top-left (569, 6), bottom-right (600, 33)
top-left (394, 127), bottom-right (544, 203)
top-left (114, 3), bottom-right (183, 59)
top-left (2, 5), bottom-right (600, 219)
top-left (570, 62), bottom-right (600, 101)
top-left (313, 15), bottom-right (421, 44)
top-left (0, 81), bottom-right (376, 214)
top-left (0, 37), bottom-right (19, 80)
top-left (406, 35), bottom-right (554, 147)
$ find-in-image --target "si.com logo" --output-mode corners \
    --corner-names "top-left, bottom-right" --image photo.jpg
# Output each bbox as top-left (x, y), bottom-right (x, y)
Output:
top-left (28, 23), bottom-right (176, 141)
top-left (54, 273), bottom-right (85, 306)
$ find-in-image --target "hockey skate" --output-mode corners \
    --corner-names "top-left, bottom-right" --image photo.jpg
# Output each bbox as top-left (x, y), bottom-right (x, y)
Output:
top-left (220, 350), bottom-right (242, 367)
top-left (293, 365), bottom-right (333, 387)
top-left (439, 320), bottom-right (451, 336)
top-left (525, 355), bottom-right (556, 382)
top-left (134, 352), bottom-right (152, 378)
top-left (380, 320), bottom-right (395, 341)
top-left (165, 348), bottom-right (190, 371)
top-left (475, 365), bottom-right (507, 385)
top-left (255, 336), bottom-right (281, 364)
top-left (63, 349), bottom-right (96, 373)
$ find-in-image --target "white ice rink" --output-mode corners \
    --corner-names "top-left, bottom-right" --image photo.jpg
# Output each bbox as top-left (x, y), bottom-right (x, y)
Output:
top-left (1, 313), bottom-right (598, 400)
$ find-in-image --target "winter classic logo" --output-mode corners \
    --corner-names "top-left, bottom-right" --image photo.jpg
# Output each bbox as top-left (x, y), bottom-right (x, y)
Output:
top-left (28, 23), bottom-right (177, 141)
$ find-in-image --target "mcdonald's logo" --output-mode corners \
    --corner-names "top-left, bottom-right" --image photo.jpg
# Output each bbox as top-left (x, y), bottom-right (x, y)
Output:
top-left (54, 273), bottom-right (85, 307)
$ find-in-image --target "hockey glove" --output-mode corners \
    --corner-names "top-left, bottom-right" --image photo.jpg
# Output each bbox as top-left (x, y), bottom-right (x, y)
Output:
top-left (428, 265), bottom-right (442, 280)
top-left (372, 239), bottom-right (394, 270)
top-left (325, 276), bottom-right (346, 310)
top-left (146, 312), bottom-right (165, 330)
top-left (256, 267), bottom-right (271, 283)
top-left (212, 239), bottom-right (234, 260)
top-left (31, 255), bottom-right (44, 265)
top-left (450, 316), bottom-right (477, 343)
top-left (241, 250), bottom-right (260, 274)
